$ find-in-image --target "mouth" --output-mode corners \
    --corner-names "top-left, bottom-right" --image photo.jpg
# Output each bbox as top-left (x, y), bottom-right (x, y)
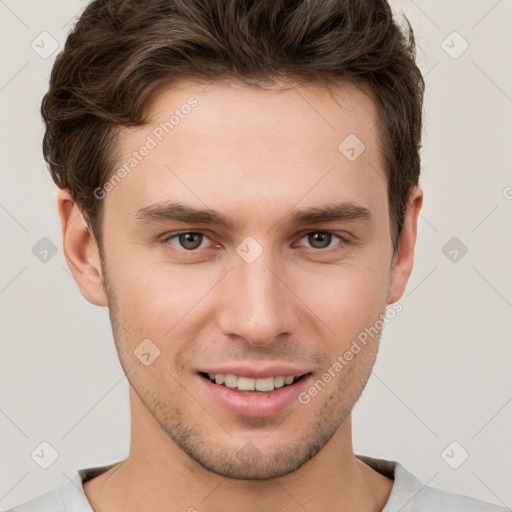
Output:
top-left (197, 366), bottom-right (314, 417)
top-left (199, 372), bottom-right (309, 393)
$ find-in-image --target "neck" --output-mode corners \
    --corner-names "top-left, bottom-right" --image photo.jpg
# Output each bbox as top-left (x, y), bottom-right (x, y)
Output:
top-left (83, 388), bottom-right (393, 512)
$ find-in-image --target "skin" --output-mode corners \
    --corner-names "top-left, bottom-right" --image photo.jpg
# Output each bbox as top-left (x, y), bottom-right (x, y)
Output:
top-left (58, 78), bottom-right (422, 512)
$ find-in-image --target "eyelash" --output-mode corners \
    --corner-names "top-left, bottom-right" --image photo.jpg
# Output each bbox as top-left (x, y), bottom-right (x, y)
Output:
top-left (161, 230), bottom-right (350, 255)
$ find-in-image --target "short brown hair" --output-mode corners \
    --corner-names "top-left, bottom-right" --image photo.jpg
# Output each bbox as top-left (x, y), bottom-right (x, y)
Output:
top-left (41, 0), bottom-right (424, 254)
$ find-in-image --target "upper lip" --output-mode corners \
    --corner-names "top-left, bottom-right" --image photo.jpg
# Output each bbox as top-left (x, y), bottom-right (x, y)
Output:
top-left (199, 364), bottom-right (312, 379)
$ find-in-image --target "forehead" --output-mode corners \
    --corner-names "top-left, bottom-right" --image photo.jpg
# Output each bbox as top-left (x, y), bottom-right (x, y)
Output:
top-left (108, 78), bottom-right (387, 227)
top-left (146, 78), bottom-right (381, 157)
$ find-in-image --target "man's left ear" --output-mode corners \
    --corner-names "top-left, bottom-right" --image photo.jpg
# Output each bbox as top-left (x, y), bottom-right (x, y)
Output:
top-left (57, 189), bottom-right (108, 307)
top-left (387, 186), bottom-right (423, 305)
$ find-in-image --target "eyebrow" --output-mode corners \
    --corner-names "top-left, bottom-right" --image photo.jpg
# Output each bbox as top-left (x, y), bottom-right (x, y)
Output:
top-left (133, 200), bottom-right (374, 229)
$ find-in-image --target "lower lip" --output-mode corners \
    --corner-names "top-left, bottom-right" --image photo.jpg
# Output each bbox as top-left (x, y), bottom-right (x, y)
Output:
top-left (198, 374), bottom-right (312, 418)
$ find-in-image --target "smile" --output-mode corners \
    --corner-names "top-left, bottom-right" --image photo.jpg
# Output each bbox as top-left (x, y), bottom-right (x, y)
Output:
top-left (201, 372), bottom-right (305, 392)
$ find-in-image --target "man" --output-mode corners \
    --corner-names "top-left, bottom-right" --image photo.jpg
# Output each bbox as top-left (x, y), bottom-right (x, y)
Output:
top-left (8, 0), bottom-right (507, 511)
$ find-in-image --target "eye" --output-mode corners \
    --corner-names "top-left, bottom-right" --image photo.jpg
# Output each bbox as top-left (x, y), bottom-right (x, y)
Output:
top-left (296, 231), bottom-right (348, 250)
top-left (161, 230), bottom-right (349, 254)
top-left (163, 231), bottom-right (212, 251)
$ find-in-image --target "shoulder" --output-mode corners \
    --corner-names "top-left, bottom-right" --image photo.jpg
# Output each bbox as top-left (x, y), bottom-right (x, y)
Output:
top-left (5, 462), bottom-right (120, 512)
top-left (407, 481), bottom-right (509, 511)
top-left (4, 486), bottom-right (66, 512)
top-left (391, 463), bottom-right (509, 512)
top-left (356, 455), bottom-right (508, 512)
top-left (4, 467), bottom-right (96, 512)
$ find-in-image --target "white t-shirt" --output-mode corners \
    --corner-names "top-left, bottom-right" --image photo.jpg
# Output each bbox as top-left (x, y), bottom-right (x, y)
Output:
top-left (5, 455), bottom-right (507, 511)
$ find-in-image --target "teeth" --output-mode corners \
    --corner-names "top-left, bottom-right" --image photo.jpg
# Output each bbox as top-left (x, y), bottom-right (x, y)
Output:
top-left (237, 377), bottom-right (255, 391)
top-left (224, 374), bottom-right (238, 388)
top-left (206, 373), bottom-right (301, 392)
top-left (274, 376), bottom-right (285, 388)
top-left (255, 376), bottom-right (274, 392)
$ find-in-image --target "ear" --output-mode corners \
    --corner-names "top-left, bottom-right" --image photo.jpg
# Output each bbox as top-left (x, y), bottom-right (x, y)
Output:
top-left (387, 186), bottom-right (423, 304)
top-left (57, 189), bottom-right (108, 307)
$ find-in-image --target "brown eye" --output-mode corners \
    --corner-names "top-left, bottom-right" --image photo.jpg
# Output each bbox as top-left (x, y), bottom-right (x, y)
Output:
top-left (308, 232), bottom-right (332, 249)
top-left (165, 232), bottom-right (208, 251)
top-left (298, 231), bottom-right (345, 250)
top-left (179, 233), bottom-right (203, 250)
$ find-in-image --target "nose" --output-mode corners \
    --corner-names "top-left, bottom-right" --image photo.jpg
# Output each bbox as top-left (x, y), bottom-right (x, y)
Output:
top-left (216, 245), bottom-right (299, 347)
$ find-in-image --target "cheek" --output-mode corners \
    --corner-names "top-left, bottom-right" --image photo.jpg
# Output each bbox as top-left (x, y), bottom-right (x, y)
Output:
top-left (108, 259), bottom-right (217, 338)
top-left (294, 261), bottom-right (390, 346)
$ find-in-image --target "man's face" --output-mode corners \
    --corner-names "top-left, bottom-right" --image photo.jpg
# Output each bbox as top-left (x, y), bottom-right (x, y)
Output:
top-left (99, 79), bottom-right (399, 479)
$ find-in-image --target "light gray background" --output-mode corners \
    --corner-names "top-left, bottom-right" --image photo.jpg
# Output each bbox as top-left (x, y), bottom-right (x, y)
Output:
top-left (1, 0), bottom-right (511, 509)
